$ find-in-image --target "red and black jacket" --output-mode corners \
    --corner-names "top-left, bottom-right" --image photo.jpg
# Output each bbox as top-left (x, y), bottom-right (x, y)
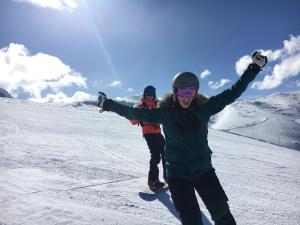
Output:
top-left (130, 97), bottom-right (161, 135)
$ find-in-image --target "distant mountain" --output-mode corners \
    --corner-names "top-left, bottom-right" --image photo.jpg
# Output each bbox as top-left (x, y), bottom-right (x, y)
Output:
top-left (210, 91), bottom-right (300, 150)
top-left (0, 88), bottom-right (12, 98)
top-left (73, 94), bottom-right (142, 108)
top-left (254, 91), bottom-right (300, 110)
top-left (72, 100), bottom-right (98, 107)
top-left (114, 94), bottom-right (142, 107)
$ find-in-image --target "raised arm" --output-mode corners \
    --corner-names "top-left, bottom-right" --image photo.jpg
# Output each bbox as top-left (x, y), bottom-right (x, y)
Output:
top-left (204, 51), bottom-right (267, 117)
top-left (98, 95), bottom-right (165, 124)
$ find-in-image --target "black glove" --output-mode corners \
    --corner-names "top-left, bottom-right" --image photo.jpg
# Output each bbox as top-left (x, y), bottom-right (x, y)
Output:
top-left (97, 92), bottom-right (107, 113)
top-left (252, 51), bottom-right (268, 68)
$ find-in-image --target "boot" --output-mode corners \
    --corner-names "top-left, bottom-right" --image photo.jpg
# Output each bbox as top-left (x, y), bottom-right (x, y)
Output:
top-left (148, 179), bottom-right (165, 191)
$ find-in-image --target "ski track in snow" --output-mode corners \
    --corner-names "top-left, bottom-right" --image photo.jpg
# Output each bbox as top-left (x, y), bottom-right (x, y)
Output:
top-left (0, 120), bottom-right (19, 140)
top-left (0, 98), bottom-right (300, 225)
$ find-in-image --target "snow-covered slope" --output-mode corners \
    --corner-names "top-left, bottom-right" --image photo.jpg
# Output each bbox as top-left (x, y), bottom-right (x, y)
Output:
top-left (210, 92), bottom-right (300, 150)
top-left (0, 97), bottom-right (299, 225)
top-left (0, 88), bottom-right (12, 98)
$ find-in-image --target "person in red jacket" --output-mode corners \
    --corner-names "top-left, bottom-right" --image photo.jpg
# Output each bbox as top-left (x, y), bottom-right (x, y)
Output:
top-left (131, 85), bottom-right (167, 191)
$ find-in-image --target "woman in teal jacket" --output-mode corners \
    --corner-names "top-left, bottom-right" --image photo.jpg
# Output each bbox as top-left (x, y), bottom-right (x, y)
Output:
top-left (97, 51), bottom-right (267, 225)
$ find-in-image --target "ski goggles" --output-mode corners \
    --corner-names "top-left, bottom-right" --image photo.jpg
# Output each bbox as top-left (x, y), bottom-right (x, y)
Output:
top-left (176, 87), bottom-right (197, 97)
top-left (144, 92), bottom-right (155, 97)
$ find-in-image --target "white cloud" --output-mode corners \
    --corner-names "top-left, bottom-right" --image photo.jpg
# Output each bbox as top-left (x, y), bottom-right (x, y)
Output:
top-left (235, 55), bottom-right (252, 76)
top-left (200, 69), bottom-right (211, 79)
top-left (252, 53), bottom-right (300, 89)
top-left (260, 49), bottom-right (282, 62)
top-left (29, 91), bottom-right (92, 104)
top-left (235, 35), bottom-right (300, 89)
top-left (12, 0), bottom-right (77, 10)
top-left (127, 88), bottom-right (134, 92)
top-left (48, 73), bottom-right (86, 92)
top-left (286, 80), bottom-right (300, 88)
top-left (283, 35), bottom-right (300, 55)
top-left (208, 79), bottom-right (231, 89)
top-left (0, 43), bottom-right (88, 101)
top-left (109, 80), bottom-right (122, 87)
top-left (236, 43), bottom-right (291, 77)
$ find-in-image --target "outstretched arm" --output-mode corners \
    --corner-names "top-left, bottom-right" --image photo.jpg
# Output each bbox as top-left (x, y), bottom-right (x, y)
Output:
top-left (98, 94), bottom-right (164, 124)
top-left (204, 51), bottom-right (267, 117)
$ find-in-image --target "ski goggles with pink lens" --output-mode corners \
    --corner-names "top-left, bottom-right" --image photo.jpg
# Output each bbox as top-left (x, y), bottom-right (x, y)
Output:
top-left (176, 87), bottom-right (197, 97)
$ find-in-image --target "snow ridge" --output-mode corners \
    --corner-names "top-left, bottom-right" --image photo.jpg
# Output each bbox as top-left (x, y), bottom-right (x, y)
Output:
top-left (0, 88), bottom-right (12, 98)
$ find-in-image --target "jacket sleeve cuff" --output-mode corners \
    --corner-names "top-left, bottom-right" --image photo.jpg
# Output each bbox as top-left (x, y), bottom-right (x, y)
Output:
top-left (249, 63), bottom-right (261, 74)
top-left (103, 99), bottom-right (114, 111)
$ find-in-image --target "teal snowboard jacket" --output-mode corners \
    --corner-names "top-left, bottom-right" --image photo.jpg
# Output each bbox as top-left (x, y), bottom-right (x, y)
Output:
top-left (103, 64), bottom-right (261, 180)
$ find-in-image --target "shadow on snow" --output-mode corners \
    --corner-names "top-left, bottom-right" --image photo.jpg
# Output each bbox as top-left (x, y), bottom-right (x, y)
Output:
top-left (138, 189), bottom-right (212, 225)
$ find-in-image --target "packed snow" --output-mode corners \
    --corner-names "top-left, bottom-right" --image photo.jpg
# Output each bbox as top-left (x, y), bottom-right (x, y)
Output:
top-left (0, 96), bottom-right (300, 225)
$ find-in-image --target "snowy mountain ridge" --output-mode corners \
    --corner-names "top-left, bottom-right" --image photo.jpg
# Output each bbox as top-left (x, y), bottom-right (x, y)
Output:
top-left (115, 94), bottom-right (142, 106)
top-left (210, 91), bottom-right (300, 150)
top-left (0, 88), bottom-right (12, 98)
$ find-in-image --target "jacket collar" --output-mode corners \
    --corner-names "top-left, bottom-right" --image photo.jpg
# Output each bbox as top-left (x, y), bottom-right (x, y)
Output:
top-left (140, 97), bottom-right (157, 107)
top-left (158, 93), bottom-right (208, 108)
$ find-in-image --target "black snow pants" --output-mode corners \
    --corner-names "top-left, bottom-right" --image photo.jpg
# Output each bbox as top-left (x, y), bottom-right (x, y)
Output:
top-left (168, 168), bottom-right (236, 225)
top-left (143, 133), bottom-right (166, 182)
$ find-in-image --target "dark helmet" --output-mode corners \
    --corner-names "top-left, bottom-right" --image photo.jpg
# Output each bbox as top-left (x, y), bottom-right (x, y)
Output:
top-left (143, 85), bottom-right (156, 98)
top-left (172, 72), bottom-right (199, 93)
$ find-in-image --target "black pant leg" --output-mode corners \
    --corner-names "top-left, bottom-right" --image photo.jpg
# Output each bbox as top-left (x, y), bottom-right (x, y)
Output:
top-left (193, 169), bottom-right (236, 224)
top-left (215, 212), bottom-right (236, 225)
top-left (168, 178), bottom-right (203, 225)
top-left (144, 134), bottom-right (161, 181)
top-left (156, 133), bottom-right (167, 180)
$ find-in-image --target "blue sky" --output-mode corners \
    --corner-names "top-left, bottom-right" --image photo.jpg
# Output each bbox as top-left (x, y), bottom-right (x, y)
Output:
top-left (0, 0), bottom-right (299, 103)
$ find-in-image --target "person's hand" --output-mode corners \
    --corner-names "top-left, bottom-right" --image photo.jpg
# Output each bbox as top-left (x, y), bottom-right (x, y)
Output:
top-left (252, 51), bottom-right (268, 68)
top-left (98, 92), bottom-right (107, 113)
